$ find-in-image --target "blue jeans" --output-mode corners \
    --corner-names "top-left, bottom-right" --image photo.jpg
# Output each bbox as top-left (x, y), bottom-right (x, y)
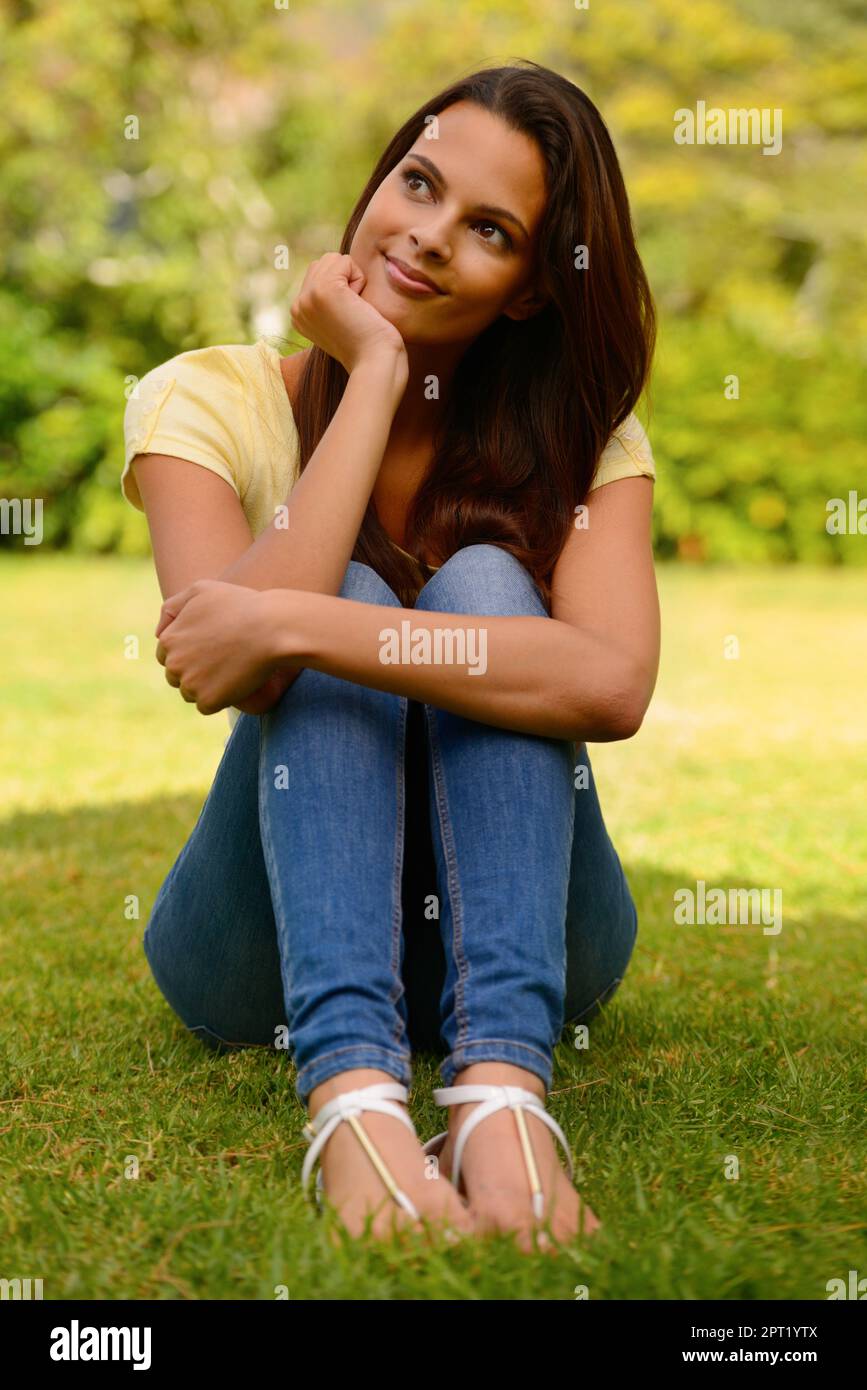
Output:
top-left (142, 545), bottom-right (638, 1107)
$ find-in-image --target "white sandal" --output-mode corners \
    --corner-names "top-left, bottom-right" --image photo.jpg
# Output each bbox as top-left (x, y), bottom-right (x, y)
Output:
top-left (301, 1081), bottom-right (422, 1222)
top-left (422, 1084), bottom-right (575, 1219)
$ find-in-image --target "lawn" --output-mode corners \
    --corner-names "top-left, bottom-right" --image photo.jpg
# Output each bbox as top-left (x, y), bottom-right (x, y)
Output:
top-left (1, 553), bottom-right (865, 1300)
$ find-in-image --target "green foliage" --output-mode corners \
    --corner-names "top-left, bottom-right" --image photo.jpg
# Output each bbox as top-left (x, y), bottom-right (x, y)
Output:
top-left (1, 0), bottom-right (865, 564)
top-left (647, 319), bottom-right (867, 563)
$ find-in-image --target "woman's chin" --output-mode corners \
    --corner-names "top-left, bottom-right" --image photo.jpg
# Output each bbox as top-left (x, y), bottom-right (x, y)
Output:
top-left (360, 283), bottom-right (404, 320)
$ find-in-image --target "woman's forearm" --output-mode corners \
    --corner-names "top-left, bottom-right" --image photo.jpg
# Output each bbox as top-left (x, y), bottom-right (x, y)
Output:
top-left (216, 354), bottom-right (405, 596)
top-left (267, 589), bottom-right (642, 742)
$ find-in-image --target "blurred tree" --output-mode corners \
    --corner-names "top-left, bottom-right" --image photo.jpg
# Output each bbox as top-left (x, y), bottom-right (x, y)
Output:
top-left (0, 0), bottom-right (864, 563)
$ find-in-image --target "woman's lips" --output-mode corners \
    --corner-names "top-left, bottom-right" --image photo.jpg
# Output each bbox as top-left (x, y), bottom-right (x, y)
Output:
top-left (383, 254), bottom-right (441, 296)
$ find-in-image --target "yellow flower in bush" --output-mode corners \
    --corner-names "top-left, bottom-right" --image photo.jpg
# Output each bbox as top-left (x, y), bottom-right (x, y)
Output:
top-left (748, 493), bottom-right (788, 529)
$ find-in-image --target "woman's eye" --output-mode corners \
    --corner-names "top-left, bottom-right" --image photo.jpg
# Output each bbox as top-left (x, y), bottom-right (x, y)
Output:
top-left (473, 220), bottom-right (511, 248)
top-left (401, 169), bottom-right (431, 195)
top-left (400, 168), bottom-right (512, 249)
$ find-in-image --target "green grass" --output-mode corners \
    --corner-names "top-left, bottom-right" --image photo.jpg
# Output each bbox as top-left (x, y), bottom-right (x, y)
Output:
top-left (1, 553), bottom-right (865, 1300)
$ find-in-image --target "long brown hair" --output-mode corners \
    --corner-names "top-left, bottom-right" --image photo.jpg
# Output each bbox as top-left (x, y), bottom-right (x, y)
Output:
top-left (291, 60), bottom-right (656, 611)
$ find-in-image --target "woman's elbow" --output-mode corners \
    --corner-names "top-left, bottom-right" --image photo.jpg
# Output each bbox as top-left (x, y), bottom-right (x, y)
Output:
top-left (595, 700), bottom-right (643, 742)
top-left (609, 704), bottom-right (645, 741)
top-left (597, 659), bottom-right (655, 741)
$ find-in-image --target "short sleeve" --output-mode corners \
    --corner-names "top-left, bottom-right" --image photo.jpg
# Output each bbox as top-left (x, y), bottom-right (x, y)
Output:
top-left (589, 412), bottom-right (656, 491)
top-left (121, 348), bottom-right (248, 511)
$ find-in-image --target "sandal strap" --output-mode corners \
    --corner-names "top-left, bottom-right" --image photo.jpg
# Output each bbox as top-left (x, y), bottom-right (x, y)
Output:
top-left (433, 1084), bottom-right (575, 1215)
top-left (301, 1082), bottom-right (420, 1220)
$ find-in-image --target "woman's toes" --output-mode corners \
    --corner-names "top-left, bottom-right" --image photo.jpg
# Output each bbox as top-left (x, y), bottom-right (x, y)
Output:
top-left (443, 1105), bottom-right (602, 1250)
top-left (316, 1114), bottom-right (476, 1245)
top-left (462, 1167), bottom-right (601, 1249)
top-left (418, 1177), bottom-right (476, 1238)
top-left (576, 1198), bottom-right (601, 1237)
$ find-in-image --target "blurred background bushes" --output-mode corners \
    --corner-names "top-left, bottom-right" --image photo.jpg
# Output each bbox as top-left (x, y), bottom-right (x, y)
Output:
top-left (1, 0), bottom-right (865, 564)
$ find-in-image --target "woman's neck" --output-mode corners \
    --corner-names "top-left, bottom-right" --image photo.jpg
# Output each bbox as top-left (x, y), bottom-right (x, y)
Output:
top-left (387, 340), bottom-right (467, 449)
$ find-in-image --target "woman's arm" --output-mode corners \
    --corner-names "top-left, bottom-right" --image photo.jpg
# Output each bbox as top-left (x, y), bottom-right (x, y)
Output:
top-left (156, 577), bottom-right (642, 742)
top-left (156, 474), bottom-right (660, 739)
top-left (130, 457), bottom-right (256, 602)
top-left (140, 354), bottom-right (407, 714)
top-left (216, 253), bottom-right (409, 595)
top-left (264, 474), bottom-right (659, 740)
top-left (216, 352), bottom-right (405, 596)
top-left (548, 474), bottom-right (660, 721)
top-left (132, 350), bottom-right (406, 603)
top-left (268, 589), bottom-right (641, 742)
top-left (136, 256), bottom-right (409, 712)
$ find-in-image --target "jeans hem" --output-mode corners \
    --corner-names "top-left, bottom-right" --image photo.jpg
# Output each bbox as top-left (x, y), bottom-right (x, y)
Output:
top-left (563, 975), bottom-right (625, 1030)
top-left (440, 1038), bottom-right (553, 1092)
top-left (296, 1044), bottom-right (413, 1106)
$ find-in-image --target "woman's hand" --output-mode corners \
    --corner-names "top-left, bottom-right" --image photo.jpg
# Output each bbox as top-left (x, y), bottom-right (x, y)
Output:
top-left (290, 251), bottom-right (408, 382)
top-left (155, 579), bottom-right (292, 716)
top-left (231, 664), bottom-right (301, 716)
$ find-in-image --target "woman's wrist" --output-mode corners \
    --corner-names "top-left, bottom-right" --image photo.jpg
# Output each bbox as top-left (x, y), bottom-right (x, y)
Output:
top-left (263, 587), bottom-right (315, 665)
top-left (349, 349), bottom-right (408, 406)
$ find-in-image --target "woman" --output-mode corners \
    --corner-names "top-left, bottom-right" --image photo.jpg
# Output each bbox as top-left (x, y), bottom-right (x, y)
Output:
top-left (122, 61), bottom-right (660, 1253)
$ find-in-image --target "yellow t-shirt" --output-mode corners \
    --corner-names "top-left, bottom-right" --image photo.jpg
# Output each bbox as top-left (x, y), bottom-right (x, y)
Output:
top-left (121, 337), bottom-right (656, 729)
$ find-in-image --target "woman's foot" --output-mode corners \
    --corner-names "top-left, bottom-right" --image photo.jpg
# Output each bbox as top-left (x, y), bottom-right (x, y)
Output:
top-left (436, 1062), bottom-right (601, 1254)
top-left (306, 1068), bottom-right (475, 1245)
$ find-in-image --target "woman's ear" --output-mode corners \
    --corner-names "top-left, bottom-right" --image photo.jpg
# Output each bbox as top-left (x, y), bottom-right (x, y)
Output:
top-left (502, 285), bottom-right (549, 322)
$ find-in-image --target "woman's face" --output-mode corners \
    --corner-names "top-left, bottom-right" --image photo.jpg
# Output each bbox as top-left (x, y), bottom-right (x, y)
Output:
top-left (349, 100), bottom-right (549, 348)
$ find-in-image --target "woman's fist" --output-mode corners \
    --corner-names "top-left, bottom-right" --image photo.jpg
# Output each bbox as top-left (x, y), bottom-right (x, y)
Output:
top-left (155, 580), bottom-right (285, 716)
top-left (289, 252), bottom-right (407, 377)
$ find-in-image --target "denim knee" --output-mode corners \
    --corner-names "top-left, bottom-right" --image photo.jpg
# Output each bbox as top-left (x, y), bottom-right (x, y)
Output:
top-left (565, 975), bottom-right (624, 1030)
top-left (563, 898), bottom-right (639, 1031)
top-left (415, 543), bottom-right (548, 618)
top-left (340, 559), bottom-right (402, 607)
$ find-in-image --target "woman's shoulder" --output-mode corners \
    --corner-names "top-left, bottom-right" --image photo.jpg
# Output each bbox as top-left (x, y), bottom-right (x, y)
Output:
top-left (590, 411), bottom-right (656, 490)
top-left (139, 341), bottom-right (269, 391)
top-left (123, 344), bottom-right (269, 505)
top-left (274, 346), bottom-right (311, 415)
top-left (125, 339), bottom-right (299, 448)
top-left (126, 344), bottom-right (271, 436)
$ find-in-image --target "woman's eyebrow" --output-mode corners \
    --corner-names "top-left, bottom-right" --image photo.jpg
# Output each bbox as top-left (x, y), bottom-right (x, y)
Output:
top-left (403, 152), bottom-right (530, 240)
